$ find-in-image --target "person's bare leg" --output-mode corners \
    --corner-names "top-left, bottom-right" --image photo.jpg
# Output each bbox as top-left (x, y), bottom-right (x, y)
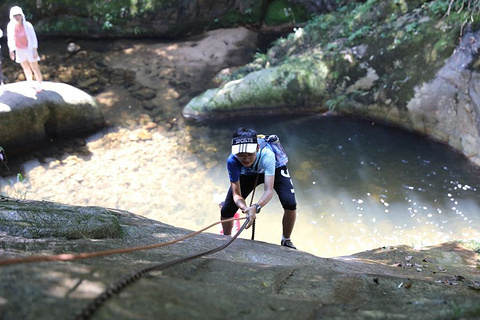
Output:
top-left (282, 209), bottom-right (296, 238)
top-left (20, 61), bottom-right (33, 82)
top-left (221, 217), bottom-right (233, 236)
top-left (29, 61), bottom-right (42, 85)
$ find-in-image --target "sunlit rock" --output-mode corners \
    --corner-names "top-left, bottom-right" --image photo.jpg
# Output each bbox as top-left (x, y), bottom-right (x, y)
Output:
top-left (182, 59), bottom-right (329, 120)
top-left (0, 81), bottom-right (105, 150)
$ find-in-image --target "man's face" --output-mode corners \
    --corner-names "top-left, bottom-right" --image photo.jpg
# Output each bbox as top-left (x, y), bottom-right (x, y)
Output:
top-left (235, 152), bottom-right (256, 167)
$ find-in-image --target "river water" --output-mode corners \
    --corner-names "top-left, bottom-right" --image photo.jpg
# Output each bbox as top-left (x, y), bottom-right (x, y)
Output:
top-left (2, 112), bottom-right (480, 258)
top-left (188, 114), bottom-right (480, 257)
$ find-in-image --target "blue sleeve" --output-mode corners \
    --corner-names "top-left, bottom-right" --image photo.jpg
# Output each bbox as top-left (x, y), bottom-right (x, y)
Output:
top-left (227, 154), bottom-right (242, 183)
top-left (261, 147), bottom-right (276, 176)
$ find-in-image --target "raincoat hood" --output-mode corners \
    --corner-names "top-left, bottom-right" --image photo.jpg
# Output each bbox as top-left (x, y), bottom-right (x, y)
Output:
top-left (9, 6), bottom-right (25, 21)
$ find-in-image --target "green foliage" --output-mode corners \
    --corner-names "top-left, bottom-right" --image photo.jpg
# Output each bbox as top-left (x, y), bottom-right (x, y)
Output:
top-left (253, 52), bottom-right (269, 67)
top-left (426, 0), bottom-right (480, 31)
top-left (190, 2), bottom-right (264, 30)
top-left (40, 16), bottom-right (89, 34)
top-left (2, 0), bottom-right (172, 35)
top-left (7, 173), bottom-right (29, 200)
top-left (102, 13), bottom-right (114, 30)
top-left (404, 21), bottom-right (419, 33)
top-left (264, 0), bottom-right (311, 25)
top-left (257, 0), bottom-right (478, 110)
top-left (348, 25), bottom-right (372, 41)
top-left (133, 26), bottom-right (143, 35)
top-left (431, 0), bottom-right (480, 17)
top-left (426, 0), bottom-right (450, 15)
top-left (302, 0), bottom-right (478, 54)
top-left (216, 11), bottom-right (256, 26)
top-left (326, 95), bottom-right (347, 110)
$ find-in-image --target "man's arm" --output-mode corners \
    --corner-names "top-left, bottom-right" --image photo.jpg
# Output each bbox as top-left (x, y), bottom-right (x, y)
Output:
top-left (255, 175), bottom-right (274, 209)
top-left (231, 175), bottom-right (275, 228)
top-left (230, 180), bottom-right (255, 228)
top-left (231, 180), bottom-right (248, 211)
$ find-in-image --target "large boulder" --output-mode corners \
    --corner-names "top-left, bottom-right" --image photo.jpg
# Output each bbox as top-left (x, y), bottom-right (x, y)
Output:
top-left (0, 198), bottom-right (479, 319)
top-left (0, 81), bottom-right (105, 151)
top-left (182, 57), bottom-right (329, 120)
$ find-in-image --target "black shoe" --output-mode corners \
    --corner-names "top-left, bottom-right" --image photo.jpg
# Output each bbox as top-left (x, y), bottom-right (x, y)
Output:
top-left (281, 239), bottom-right (297, 250)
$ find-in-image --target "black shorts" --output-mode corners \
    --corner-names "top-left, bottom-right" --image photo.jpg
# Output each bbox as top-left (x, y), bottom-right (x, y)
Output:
top-left (220, 166), bottom-right (297, 218)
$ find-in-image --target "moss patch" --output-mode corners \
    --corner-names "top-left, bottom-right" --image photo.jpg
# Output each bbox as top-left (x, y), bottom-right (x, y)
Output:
top-left (0, 198), bottom-right (122, 239)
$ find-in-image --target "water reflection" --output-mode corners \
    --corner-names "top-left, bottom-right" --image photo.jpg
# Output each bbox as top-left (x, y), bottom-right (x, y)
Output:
top-left (192, 115), bottom-right (480, 257)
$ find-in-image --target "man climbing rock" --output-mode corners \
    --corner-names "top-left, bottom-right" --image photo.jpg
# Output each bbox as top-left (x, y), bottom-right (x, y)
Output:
top-left (220, 127), bottom-right (298, 249)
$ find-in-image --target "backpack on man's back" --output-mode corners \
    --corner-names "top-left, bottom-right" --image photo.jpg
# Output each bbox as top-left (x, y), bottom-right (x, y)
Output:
top-left (257, 134), bottom-right (289, 168)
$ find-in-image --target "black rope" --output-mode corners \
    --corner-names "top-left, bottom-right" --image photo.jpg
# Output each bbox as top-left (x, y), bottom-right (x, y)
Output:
top-left (76, 218), bottom-right (250, 320)
top-left (250, 174), bottom-right (259, 241)
top-left (251, 219), bottom-right (256, 240)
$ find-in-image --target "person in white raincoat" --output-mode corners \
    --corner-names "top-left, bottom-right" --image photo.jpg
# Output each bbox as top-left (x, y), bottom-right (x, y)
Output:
top-left (7, 6), bottom-right (43, 93)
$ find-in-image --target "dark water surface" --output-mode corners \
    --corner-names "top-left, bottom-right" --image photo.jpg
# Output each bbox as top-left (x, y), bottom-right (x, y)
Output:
top-left (193, 114), bottom-right (480, 257)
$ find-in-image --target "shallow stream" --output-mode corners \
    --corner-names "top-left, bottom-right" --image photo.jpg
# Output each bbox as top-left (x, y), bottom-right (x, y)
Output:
top-left (2, 114), bottom-right (480, 257)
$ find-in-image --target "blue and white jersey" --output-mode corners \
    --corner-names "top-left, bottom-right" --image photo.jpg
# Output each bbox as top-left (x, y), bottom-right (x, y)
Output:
top-left (227, 145), bottom-right (276, 183)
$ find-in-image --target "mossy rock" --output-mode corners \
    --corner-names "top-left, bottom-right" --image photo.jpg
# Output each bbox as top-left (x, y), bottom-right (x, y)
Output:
top-left (182, 58), bottom-right (329, 119)
top-left (0, 198), bottom-right (122, 239)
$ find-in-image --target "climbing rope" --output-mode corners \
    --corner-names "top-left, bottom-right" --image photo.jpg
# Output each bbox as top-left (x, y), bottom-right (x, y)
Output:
top-left (76, 218), bottom-right (250, 320)
top-left (0, 148), bottom-right (262, 318)
top-left (0, 216), bottom-right (243, 266)
top-left (251, 173), bottom-right (260, 241)
top-left (251, 216), bottom-right (256, 240)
